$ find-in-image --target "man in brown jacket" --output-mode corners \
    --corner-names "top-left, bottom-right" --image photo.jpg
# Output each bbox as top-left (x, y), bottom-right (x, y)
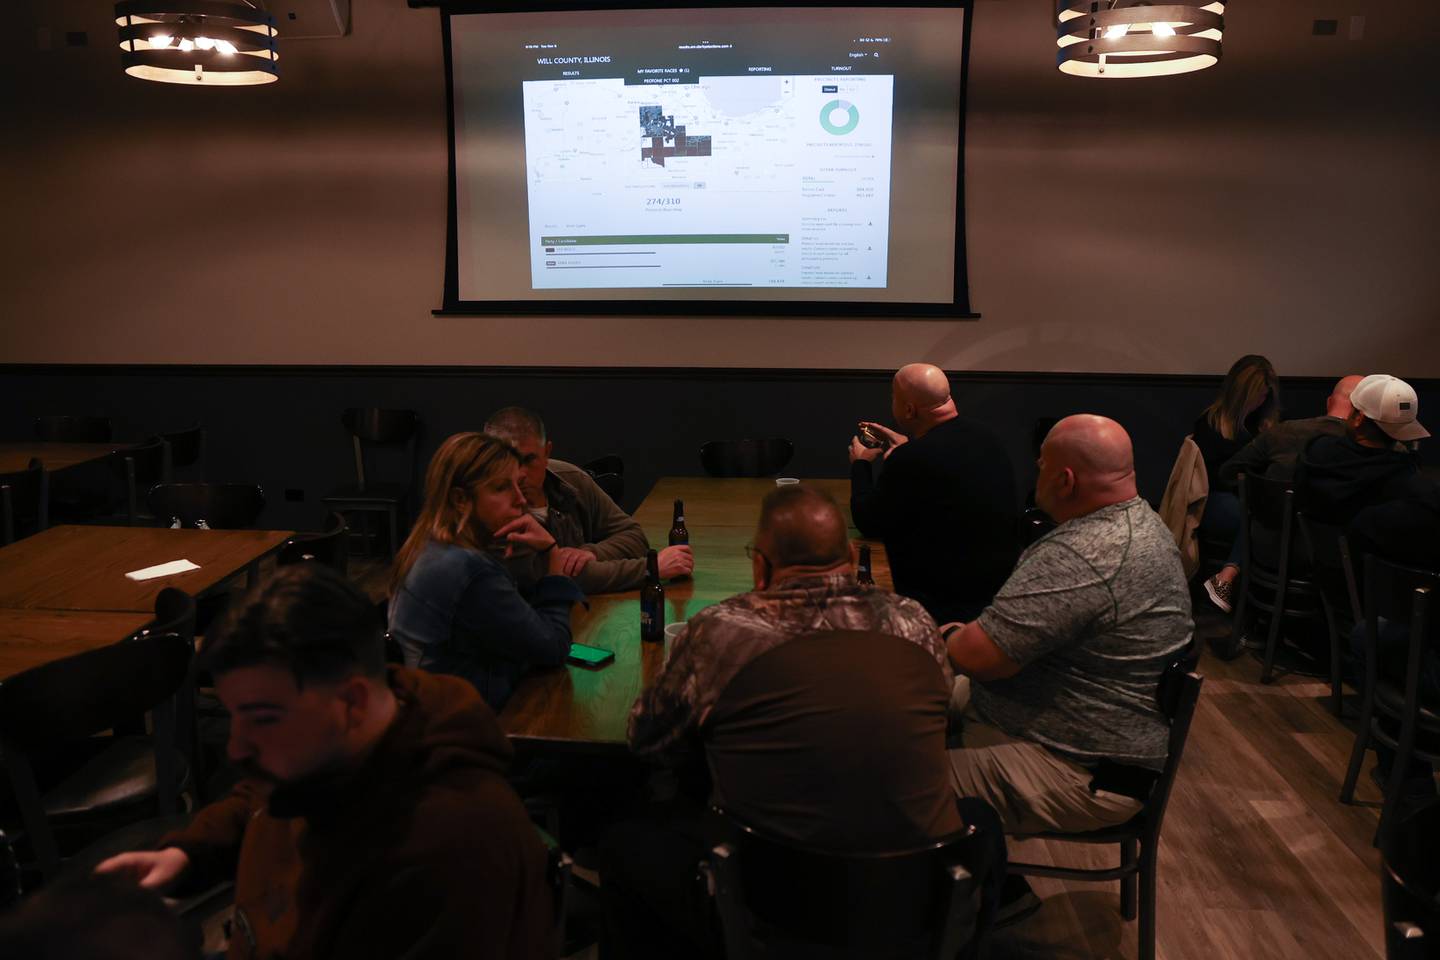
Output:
top-left (97, 564), bottom-right (553, 960)
top-left (484, 406), bottom-right (693, 592)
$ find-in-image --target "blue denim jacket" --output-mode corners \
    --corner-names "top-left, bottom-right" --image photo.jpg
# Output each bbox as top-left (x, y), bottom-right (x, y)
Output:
top-left (388, 540), bottom-right (584, 711)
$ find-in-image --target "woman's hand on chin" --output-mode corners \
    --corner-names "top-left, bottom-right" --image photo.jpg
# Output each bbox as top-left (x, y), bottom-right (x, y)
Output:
top-left (491, 514), bottom-right (558, 558)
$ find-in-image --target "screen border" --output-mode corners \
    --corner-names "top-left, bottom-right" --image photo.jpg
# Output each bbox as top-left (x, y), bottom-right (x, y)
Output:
top-left (437, 0), bottom-right (977, 319)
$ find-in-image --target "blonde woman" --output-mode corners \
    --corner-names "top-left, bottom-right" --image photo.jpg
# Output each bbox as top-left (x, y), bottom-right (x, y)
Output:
top-left (388, 432), bottom-right (583, 710)
top-left (1195, 355), bottom-right (1279, 613)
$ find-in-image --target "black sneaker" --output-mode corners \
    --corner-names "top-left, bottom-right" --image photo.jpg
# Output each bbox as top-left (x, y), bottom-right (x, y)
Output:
top-left (995, 875), bottom-right (1043, 928)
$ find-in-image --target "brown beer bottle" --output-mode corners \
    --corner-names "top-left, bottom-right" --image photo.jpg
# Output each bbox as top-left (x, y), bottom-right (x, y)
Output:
top-left (668, 499), bottom-right (689, 546)
top-left (640, 549), bottom-right (665, 642)
top-left (857, 544), bottom-right (875, 586)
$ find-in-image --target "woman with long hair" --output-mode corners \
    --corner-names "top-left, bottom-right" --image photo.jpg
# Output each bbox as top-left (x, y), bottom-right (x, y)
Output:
top-left (1195, 355), bottom-right (1280, 614)
top-left (388, 432), bottom-right (584, 710)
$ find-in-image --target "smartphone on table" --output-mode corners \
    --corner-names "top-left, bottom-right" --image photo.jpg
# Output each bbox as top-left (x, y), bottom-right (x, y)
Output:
top-left (567, 642), bottom-right (615, 668)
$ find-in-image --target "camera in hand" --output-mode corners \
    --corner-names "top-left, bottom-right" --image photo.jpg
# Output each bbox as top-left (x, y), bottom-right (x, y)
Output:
top-left (858, 422), bottom-right (888, 449)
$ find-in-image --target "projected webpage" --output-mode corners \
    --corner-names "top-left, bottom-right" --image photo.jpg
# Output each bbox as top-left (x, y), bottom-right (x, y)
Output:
top-left (449, 7), bottom-right (965, 305)
top-left (523, 73), bottom-right (893, 290)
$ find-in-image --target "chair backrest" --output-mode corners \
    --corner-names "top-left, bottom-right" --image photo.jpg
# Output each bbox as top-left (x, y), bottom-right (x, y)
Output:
top-left (160, 424), bottom-right (206, 474)
top-left (1383, 800), bottom-right (1440, 960)
top-left (341, 407), bottom-right (418, 489)
top-left (588, 471), bottom-right (625, 505)
top-left (1140, 651), bottom-right (1204, 845)
top-left (1238, 472), bottom-right (1296, 533)
top-left (147, 482), bottom-right (266, 530)
top-left (706, 809), bottom-right (980, 960)
top-left (1017, 507), bottom-right (1056, 549)
top-left (582, 454), bottom-right (625, 477)
top-left (0, 459), bottom-right (48, 546)
top-left (33, 415), bottom-right (112, 442)
top-left (107, 438), bottom-right (169, 523)
top-left (277, 512), bottom-right (350, 575)
top-left (704, 631), bottom-right (959, 852)
top-left (144, 587), bottom-right (198, 645)
top-left (1362, 555), bottom-right (1438, 705)
top-left (0, 633), bottom-right (193, 750)
top-left (1298, 514), bottom-right (1363, 624)
top-left (699, 438), bottom-right (795, 478)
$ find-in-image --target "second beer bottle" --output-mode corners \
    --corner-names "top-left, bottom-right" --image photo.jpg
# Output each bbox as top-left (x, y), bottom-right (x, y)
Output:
top-left (668, 498), bottom-right (688, 546)
top-left (640, 548), bottom-right (665, 643)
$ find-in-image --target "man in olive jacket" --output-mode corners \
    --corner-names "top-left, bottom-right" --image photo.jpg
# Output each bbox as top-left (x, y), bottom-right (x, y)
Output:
top-left (485, 406), bottom-right (693, 592)
top-left (97, 565), bottom-right (553, 960)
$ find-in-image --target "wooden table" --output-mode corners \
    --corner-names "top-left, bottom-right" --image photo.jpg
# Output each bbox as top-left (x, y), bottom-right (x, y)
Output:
top-left (499, 477), bottom-right (890, 751)
top-left (0, 525), bottom-right (293, 613)
top-left (0, 441), bottom-right (127, 474)
top-left (0, 609), bottom-right (155, 682)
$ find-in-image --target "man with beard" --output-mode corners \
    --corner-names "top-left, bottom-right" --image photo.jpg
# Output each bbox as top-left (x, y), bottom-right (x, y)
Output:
top-left (96, 564), bottom-right (553, 960)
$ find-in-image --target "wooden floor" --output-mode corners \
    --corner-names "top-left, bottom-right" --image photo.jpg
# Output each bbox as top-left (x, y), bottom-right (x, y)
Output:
top-left (348, 556), bottom-right (1396, 959)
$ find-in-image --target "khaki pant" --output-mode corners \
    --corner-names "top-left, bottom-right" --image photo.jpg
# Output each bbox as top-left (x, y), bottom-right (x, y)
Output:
top-left (947, 678), bottom-right (1143, 836)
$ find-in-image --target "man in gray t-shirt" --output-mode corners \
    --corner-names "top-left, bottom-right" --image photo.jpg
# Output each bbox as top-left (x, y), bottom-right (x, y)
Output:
top-left (944, 415), bottom-right (1193, 835)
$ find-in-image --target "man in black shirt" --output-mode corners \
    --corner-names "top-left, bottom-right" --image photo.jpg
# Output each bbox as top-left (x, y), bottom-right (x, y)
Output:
top-left (849, 363), bottom-right (1020, 623)
top-left (1294, 374), bottom-right (1433, 526)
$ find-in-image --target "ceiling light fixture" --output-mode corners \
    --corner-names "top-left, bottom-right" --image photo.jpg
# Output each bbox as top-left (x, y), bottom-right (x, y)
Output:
top-left (1057, 2), bottom-right (1225, 78)
top-left (115, 0), bottom-right (279, 85)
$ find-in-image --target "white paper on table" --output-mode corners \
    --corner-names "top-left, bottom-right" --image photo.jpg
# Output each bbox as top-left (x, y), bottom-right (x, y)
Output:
top-left (125, 558), bottom-right (201, 581)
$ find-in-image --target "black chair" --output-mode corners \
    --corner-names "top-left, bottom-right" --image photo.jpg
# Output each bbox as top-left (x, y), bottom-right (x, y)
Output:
top-left (0, 459), bottom-right (48, 546)
top-left (1017, 506), bottom-right (1055, 549)
top-left (47, 452), bottom-right (128, 525)
top-left (277, 512), bottom-right (350, 576)
top-left (147, 482), bottom-right (265, 530)
top-left (321, 408), bottom-right (419, 558)
top-left (1007, 651), bottom-right (1204, 960)
top-left (159, 424), bottom-right (206, 481)
top-left (583, 453), bottom-right (626, 503)
top-left (1298, 515), bottom-right (1365, 715)
top-left (1383, 800), bottom-right (1440, 959)
top-left (109, 437), bottom-right (168, 526)
top-left (699, 438), bottom-right (795, 478)
top-left (33, 416), bottom-right (112, 443)
top-left (700, 810), bottom-right (984, 960)
top-left (0, 632), bottom-right (193, 880)
top-left (583, 454), bottom-right (625, 478)
top-left (1339, 556), bottom-right (1440, 847)
top-left (0, 832), bottom-right (18, 909)
top-left (1233, 473), bottom-right (1330, 686)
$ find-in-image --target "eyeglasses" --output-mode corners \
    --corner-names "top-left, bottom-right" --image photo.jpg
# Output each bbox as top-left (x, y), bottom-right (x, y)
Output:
top-left (743, 543), bottom-right (771, 566)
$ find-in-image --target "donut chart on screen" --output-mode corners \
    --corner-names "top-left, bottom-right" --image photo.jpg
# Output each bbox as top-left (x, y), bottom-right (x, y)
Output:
top-left (820, 99), bottom-right (860, 135)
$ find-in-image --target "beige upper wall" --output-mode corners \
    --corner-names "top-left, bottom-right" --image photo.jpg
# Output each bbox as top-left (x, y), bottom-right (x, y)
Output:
top-left (4, 0), bottom-right (1438, 375)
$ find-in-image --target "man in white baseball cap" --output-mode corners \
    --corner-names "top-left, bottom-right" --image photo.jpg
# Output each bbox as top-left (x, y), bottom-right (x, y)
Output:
top-left (1348, 374), bottom-right (1430, 442)
top-left (1295, 374), bottom-right (1433, 525)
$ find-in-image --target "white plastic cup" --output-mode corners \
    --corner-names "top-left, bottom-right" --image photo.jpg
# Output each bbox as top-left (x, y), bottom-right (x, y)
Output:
top-left (775, 477), bottom-right (800, 487)
top-left (664, 621), bottom-right (687, 641)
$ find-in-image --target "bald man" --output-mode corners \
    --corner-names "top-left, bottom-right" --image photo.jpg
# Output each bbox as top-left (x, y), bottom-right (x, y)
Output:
top-left (606, 485), bottom-right (972, 957)
top-left (849, 363), bottom-right (1020, 624)
top-left (944, 415), bottom-right (1192, 837)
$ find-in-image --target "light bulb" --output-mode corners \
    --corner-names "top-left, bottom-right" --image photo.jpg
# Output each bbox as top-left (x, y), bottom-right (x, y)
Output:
top-left (195, 35), bottom-right (215, 50)
top-left (1153, 21), bottom-right (1177, 37)
top-left (150, 34), bottom-right (173, 48)
top-left (215, 39), bottom-right (237, 55)
top-left (1104, 24), bottom-right (1129, 40)
top-left (178, 37), bottom-right (194, 52)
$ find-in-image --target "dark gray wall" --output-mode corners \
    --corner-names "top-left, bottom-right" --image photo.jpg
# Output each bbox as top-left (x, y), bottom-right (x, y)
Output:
top-left (5, 365), bottom-right (1407, 534)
